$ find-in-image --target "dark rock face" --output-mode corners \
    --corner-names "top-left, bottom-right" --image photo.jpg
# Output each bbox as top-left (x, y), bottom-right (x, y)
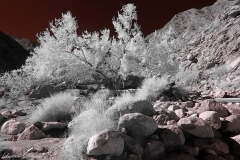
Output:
top-left (0, 31), bottom-right (31, 73)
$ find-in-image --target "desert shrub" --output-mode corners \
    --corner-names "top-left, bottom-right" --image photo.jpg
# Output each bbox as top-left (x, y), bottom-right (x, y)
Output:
top-left (62, 89), bottom-right (114, 160)
top-left (172, 68), bottom-right (200, 86)
top-left (209, 64), bottom-right (228, 80)
top-left (135, 75), bottom-right (169, 101)
top-left (0, 69), bottom-right (37, 102)
top-left (29, 92), bottom-right (76, 122)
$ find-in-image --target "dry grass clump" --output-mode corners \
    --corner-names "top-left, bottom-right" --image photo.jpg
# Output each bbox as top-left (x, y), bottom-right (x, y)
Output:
top-left (173, 68), bottom-right (200, 86)
top-left (112, 76), bottom-right (169, 106)
top-left (62, 89), bottom-right (115, 160)
top-left (29, 92), bottom-right (76, 123)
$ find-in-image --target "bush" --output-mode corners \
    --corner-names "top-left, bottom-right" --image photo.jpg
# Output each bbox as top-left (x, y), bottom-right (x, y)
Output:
top-left (135, 75), bottom-right (169, 101)
top-left (0, 69), bottom-right (37, 102)
top-left (172, 68), bottom-right (200, 86)
top-left (62, 89), bottom-right (115, 160)
top-left (29, 92), bottom-right (76, 122)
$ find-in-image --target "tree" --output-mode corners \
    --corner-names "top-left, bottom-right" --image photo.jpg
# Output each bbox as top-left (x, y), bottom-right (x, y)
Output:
top-left (23, 4), bottom-right (148, 89)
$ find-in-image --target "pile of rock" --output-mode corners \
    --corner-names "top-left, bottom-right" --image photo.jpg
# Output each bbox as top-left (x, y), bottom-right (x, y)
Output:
top-left (0, 116), bottom-right (67, 142)
top-left (86, 99), bottom-right (240, 160)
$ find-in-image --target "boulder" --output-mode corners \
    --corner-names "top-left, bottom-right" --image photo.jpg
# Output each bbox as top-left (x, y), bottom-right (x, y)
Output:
top-left (221, 114), bottom-right (240, 133)
top-left (181, 144), bottom-right (199, 157)
top-left (198, 99), bottom-right (229, 117)
top-left (199, 111), bottom-right (221, 129)
top-left (194, 138), bottom-right (229, 155)
top-left (117, 113), bottom-right (158, 145)
top-left (168, 105), bottom-right (181, 111)
top-left (1, 119), bottom-right (26, 135)
top-left (87, 129), bottom-right (124, 156)
top-left (17, 125), bottom-right (46, 140)
top-left (143, 139), bottom-right (165, 159)
top-left (224, 104), bottom-right (240, 115)
top-left (204, 148), bottom-right (217, 155)
top-left (165, 152), bottom-right (196, 160)
top-left (203, 155), bottom-right (226, 160)
top-left (107, 100), bottom-right (156, 121)
top-left (222, 154), bottom-right (235, 160)
top-left (153, 114), bottom-right (169, 125)
top-left (175, 109), bottom-right (186, 119)
top-left (177, 117), bottom-right (214, 138)
top-left (167, 120), bottom-right (176, 125)
top-left (120, 133), bottom-right (143, 159)
top-left (158, 124), bottom-right (185, 146)
top-left (166, 110), bottom-right (180, 121)
top-left (1, 110), bottom-right (12, 119)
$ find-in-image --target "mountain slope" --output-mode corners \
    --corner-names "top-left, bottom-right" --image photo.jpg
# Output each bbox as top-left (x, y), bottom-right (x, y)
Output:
top-left (146, 0), bottom-right (240, 97)
top-left (0, 31), bottom-right (31, 73)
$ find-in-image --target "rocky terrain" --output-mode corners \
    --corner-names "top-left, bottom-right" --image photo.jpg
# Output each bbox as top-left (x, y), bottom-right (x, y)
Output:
top-left (1, 0), bottom-right (240, 160)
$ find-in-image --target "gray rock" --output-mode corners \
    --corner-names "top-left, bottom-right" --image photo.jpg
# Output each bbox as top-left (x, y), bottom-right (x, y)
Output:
top-left (166, 110), bottom-right (180, 121)
top-left (199, 111), bottom-right (221, 129)
top-left (17, 125), bottom-right (46, 140)
top-left (120, 133), bottom-right (143, 159)
top-left (143, 139), bottom-right (165, 159)
top-left (203, 154), bottom-right (226, 160)
top-left (224, 104), bottom-right (240, 115)
top-left (168, 105), bottom-right (181, 111)
top-left (158, 125), bottom-right (185, 146)
top-left (221, 114), bottom-right (240, 133)
top-left (194, 138), bottom-right (229, 155)
top-left (231, 134), bottom-right (240, 144)
top-left (175, 109), bottom-right (186, 119)
top-left (153, 114), bottom-right (169, 125)
top-left (117, 113), bottom-right (158, 145)
top-left (1, 119), bottom-right (26, 135)
top-left (177, 117), bottom-right (214, 138)
top-left (166, 152), bottom-right (196, 160)
top-left (167, 120), bottom-right (176, 125)
top-left (198, 99), bottom-right (229, 117)
top-left (41, 122), bottom-right (67, 132)
top-left (87, 129), bottom-right (124, 156)
top-left (106, 100), bottom-right (156, 121)
top-left (181, 144), bottom-right (199, 157)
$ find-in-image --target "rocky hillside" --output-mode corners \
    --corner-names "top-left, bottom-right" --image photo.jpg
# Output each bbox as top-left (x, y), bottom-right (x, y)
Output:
top-left (0, 31), bottom-right (36, 73)
top-left (147, 0), bottom-right (240, 98)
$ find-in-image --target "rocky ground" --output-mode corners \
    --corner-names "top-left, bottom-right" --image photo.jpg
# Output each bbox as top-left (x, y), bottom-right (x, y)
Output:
top-left (0, 85), bottom-right (240, 159)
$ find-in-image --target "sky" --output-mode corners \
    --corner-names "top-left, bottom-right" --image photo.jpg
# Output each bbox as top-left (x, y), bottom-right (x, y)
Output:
top-left (0, 0), bottom-right (216, 43)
